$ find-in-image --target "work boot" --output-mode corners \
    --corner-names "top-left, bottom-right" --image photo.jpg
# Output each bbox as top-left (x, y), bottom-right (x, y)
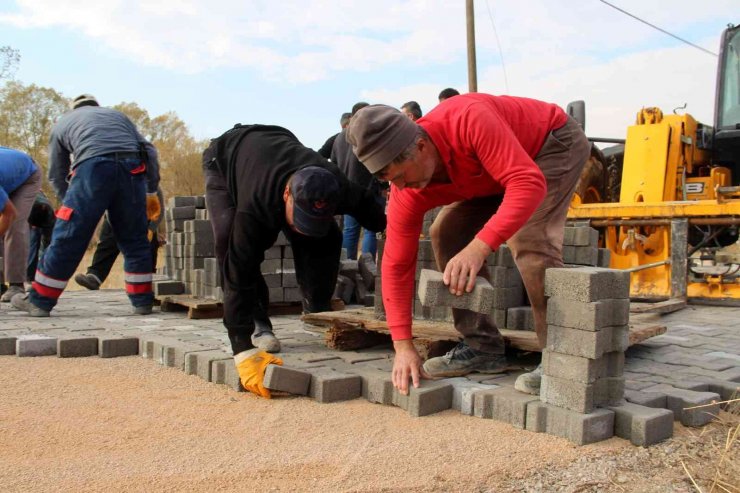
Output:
top-left (422, 342), bottom-right (507, 378)
top-left (0, 285), bottom-right (24, 302)
top-left (133, 305), bottom-right (153, 315)
top-left (74, 273), bottom-right (101, 290)
top-left (251, 330), bottom-right (281, 353)
top-left (10, 293), bottom-right (50, 317)
top-left (514, 364), bottom-right (543, 395)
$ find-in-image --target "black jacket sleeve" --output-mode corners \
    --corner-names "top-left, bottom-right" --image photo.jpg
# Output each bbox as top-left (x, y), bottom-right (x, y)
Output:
top-left (337, 174), bottom-right (387, 233)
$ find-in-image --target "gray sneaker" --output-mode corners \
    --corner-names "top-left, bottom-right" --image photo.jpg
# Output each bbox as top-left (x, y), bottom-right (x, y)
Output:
top-left (251, 330), bottom-right (281, 353)
top-left (1, 285), bottom-right (24, 302)
top-left (133, 305), bottom-right (153, 315)
top-left (514, 364), bottom-right (543, 395)
top-left (10, 293), bottom-right (50, 317)
top-left (74, 273), bottom-right (101, 290)
top-left (423, 342), bottom-right (507, 378)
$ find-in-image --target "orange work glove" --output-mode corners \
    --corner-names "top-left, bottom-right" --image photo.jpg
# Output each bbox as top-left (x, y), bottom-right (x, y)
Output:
top-left (146, 193), bottom-right (161, 222)
top-left (235, 349), bottom-right (283, 398)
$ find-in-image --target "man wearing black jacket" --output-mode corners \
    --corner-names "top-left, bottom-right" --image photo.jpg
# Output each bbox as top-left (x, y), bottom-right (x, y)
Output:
top-left (203, 124), bottom-right (386, 398)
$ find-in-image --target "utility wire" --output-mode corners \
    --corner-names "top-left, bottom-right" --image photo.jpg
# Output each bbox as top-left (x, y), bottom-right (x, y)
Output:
top-left (485, 0), bottom-right (509, 93)
top-left (599, 0), bottom-right (717, 57)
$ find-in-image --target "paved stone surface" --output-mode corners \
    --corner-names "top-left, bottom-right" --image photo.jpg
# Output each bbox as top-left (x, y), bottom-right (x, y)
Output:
top-left (1, 290), bottom-right (738, 446)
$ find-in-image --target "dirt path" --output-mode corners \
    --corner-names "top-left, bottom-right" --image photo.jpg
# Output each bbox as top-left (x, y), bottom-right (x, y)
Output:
top-left (1, 356), bottom-right (733, 492)
top-left (0, 356), bottom-right (618, 492)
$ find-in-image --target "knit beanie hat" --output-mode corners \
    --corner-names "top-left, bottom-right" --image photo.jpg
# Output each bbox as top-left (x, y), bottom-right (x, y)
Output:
top-left (346, 104), bottom-right (418, 174)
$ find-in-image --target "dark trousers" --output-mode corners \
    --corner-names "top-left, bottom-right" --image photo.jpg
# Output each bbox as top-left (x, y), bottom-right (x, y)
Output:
top-left (204, 168), bottom-right (341, 355)
top-left (87, 217), bottom-right (159, 282)
top-left (30, 156), bottom-right (153, 311)
top-left (430, 118), bottom-right (591, 352)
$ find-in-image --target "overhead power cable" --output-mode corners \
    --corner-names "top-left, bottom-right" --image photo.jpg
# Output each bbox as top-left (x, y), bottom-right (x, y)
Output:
top-left (599, 0), bottom-right (717, 57)
top-left (485, 0), bottom-right (509, 93)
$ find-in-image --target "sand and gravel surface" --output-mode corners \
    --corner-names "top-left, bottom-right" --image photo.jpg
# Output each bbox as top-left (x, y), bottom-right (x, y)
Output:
top-left (2, 356), bottom-right (734, 492)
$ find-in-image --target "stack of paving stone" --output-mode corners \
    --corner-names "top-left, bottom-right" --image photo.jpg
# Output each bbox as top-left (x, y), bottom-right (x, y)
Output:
top-left (334, 252), bottom-right (377, 307)
top-left (157, 196), bottom-right (313, 305)
top-left (377, 236), bottom-right (528, 327)
top-left (525, 266), bottom-right (675, 446)
top-left (261, 232), bottom-right (301, 303)
top-left (563, 221), bottom-right (611, 267)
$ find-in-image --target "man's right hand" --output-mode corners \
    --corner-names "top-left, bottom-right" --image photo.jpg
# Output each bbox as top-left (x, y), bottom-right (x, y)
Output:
top-left (235, 349), bottom-right (283, 398)
top-left (0, 199), bottom-right (17, 236)
top-left (392, 339), bottom-right (430, 395)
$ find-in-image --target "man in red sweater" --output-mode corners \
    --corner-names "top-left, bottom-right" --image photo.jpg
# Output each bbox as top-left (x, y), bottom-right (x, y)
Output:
top-left (346, 93), bottom-right (590, 396)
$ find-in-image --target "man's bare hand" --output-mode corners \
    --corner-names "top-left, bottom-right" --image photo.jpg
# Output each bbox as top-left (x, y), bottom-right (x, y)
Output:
top-left (443, 238), bottom-right (492, 295)
top-left (0, 199), bottom-right (18, 236)
top-left (392, 339), bottom-right (430, 395)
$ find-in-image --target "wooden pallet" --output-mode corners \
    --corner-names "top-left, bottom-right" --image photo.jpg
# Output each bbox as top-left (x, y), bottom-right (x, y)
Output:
top-left (157, 295), bottom-right (223, 319)
top-left (154, 296), bottom-right (345, 319)
top-left (302, 307), bottom-right (666, 356)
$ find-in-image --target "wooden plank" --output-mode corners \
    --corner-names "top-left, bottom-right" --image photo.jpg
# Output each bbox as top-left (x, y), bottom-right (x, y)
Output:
top-left (303, 307), bottom-right (666, 353)
top-left (628, 323), bottom-right (666, 345)
top-left (630, 298), bottom-right (687, 315)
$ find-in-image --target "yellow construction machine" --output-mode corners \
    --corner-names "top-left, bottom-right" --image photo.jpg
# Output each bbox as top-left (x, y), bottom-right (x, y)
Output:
top-left (567, 23), bottom-right (740, 305)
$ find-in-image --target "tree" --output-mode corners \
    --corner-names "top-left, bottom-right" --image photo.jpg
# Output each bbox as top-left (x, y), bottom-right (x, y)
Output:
top-left (0, 46), bottom-right (20, 81)
top-left (0, 81), bottom-right (69, 200)
top-left (114, 103), bottom-right (205, 198)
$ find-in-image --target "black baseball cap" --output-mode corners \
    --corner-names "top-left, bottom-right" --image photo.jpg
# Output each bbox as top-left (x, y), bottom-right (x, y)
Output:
top-left (290, 166), bottom-right (341, 237)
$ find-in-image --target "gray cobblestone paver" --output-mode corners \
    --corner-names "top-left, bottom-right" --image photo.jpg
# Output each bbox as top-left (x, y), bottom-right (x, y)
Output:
top-left (1, 290), bottom-right (737, 445)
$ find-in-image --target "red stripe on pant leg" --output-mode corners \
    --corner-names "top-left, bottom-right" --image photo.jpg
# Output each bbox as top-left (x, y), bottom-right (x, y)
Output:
top-left (32, 282), bottom-right (64, 299)
top-left (126, 282), bottom-right (152, 294)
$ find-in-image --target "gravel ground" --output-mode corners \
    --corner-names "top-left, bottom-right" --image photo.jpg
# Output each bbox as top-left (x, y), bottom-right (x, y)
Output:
top-left (0, 356), bottom-right (735, 492)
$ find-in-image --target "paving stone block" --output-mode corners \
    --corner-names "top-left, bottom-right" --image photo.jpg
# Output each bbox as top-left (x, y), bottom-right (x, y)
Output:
top-left (0, 336), bottom-right (17, 355)
top-left (393, 380), bottom-right (454, 417)
top-left (418, 269), bottom-right (494, 314)
top-left (597, 248), bottom-right (611, 268)
top-left (525, 400), bottom-right (549, 432)
top-left (309, 370), bottom-right (362, 403)
top-left (545, 267), bottom-right (630, 302)
top-left (494, 245), bottom-right (516, 267)
top-left (153, 280), bottom-right (185, 296)
top-left (526, 401), bottom-right (615, 445)
top-left (492, 285), bottom-right (525, 309)
top-left (449, 379), bottom-right (499, 416)
top-left (543, 350), bottom-right (624, 383)
top-left (506, 306), bottom-right (533, 330)
top-left (222, 360), bottom-right (244, 392)
top-left (184, 350), bottom-right (232, 382)
top-left (642, 384), bottom-right (720, 427)
top-left (16, 335), bottom-right (57, 357)
top-left (608, 401), bottom-right (674, 446)
top-left (542, 374), bottom-right (607, 414)
top-left (58, 337), bottom-right (99, 358)
top-left (362, 372), bottom-right (394, 405)
top-left (546, 324), bottom-right (628, 359)
top-left (489, 266), bottom-right (523, 288)
top-left (546, 298), bottom-right (630, 331)
top-left (171, 205), bottom-right (196, 220)
top-left (263, 364), bottom-right (311, 395)
top-left (99, 337), bottom-right (139, 358)
top-left (473, 387), bottom-right (539, 428)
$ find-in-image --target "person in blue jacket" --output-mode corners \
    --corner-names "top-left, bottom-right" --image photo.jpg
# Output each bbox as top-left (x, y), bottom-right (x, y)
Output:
top-left (0, 146), bottom-right (42, 302)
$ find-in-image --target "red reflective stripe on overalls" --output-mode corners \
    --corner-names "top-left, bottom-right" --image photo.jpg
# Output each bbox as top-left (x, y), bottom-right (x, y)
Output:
top-left (126, 283), bottom-right (152, 294)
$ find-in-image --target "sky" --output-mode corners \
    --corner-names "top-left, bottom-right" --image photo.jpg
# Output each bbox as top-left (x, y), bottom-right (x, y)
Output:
top-left (0, 0), bottom-right (737, 150)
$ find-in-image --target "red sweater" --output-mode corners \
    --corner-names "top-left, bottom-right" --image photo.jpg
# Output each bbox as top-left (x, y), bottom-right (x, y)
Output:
top-left (382, 93), bottom-right (567, 340)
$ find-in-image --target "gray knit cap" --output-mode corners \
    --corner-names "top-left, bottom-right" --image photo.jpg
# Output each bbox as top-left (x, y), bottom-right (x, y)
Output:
top-left (346, 104), bottom-right (418, 174)
top-left (71, 94), bottom-right (99, 109)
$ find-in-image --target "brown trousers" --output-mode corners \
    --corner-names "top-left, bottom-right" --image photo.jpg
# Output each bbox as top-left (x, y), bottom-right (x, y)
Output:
top-left (4, 170), bottom-right (42, 284)
top-left (430, 118), bottom-right (590, 352)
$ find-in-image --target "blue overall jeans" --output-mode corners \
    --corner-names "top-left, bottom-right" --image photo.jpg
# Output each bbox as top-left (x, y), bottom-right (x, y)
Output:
top-left (342, 214), bottom-right (377, 260)
top-left (30, 154), bottom-right (153, 311)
